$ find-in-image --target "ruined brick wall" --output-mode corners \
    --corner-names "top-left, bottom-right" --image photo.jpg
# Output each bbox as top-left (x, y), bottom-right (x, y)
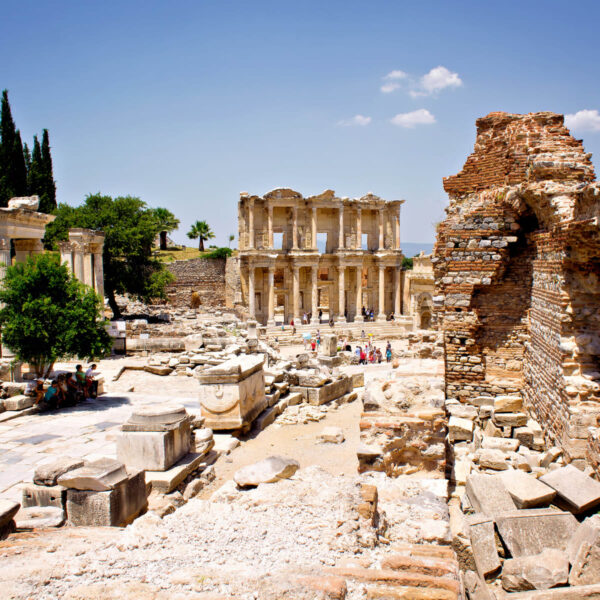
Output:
top-left (435, 111), bottom-right (600, 466)
top-left (225, 256), bottom-right (242, 308)
top-left (166, 258), bottom-right (226, 308)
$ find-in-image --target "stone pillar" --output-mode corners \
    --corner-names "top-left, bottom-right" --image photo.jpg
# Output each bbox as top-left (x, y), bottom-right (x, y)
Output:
top-left (93, 252), bottom-right (105, 299)
top-left (292, 207), bottom-right (298, 249)
top-left (395, 211), bottom-right (401, 250)
top-left (394, 267), bottom-right (401, 316)
top-left (311, 266), bottom-right (318, 324)
top-left (337, 265), bottom-right (346, 322)
top-left (0, 238), bottom-right (11, 284)
top-left (73, 245), bottom-right (85, 281)
top-left (311, 206), bottom-right (317, 250)
top-left (267, 204), bottom-right (273, 248)
top-left (31, 240), bottom-right (43, 256)
top-left (59, 242), bottom-right (73, 272)
top-left (378, 209), bottom-right (384, 250)
top-left (267, 267), bottom-right (275, 325)
top-left (292, 264), bottom-right (300, 321)
top-left (338, 205), bottom-right (344, 249)
top-left (248, 264), bottom-right (256, 318)
top-left (13, 239), bottom-right (31, 264)
top-left (356, 208), bottom-right (362, 249)
top-left (355, 266), bottom-right (363, 322)
top-left (83, 249), bottom-right (94, 288)
top-left (377, 264), bottom-right (386, 321)
top-left (247, 199), bottom-right (255, 249)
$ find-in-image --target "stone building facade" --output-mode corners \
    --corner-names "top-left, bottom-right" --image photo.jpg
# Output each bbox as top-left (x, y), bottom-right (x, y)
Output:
top-left (58, 228), bottom-right (105, 299)
top-left (402, 252), bottom-right (435, 329)
top-left (434, 111), bottom-right (600, 466)
top-left (238, 188), bottom-right (404, 325)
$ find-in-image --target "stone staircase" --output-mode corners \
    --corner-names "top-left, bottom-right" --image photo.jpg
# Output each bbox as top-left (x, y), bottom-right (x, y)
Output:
top-left (263, 319), bottom-right (413, 345)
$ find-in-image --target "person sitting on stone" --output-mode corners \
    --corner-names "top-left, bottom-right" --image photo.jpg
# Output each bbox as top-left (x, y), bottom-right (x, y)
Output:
top-left (33, 378), bottom-right (45, 406)
top-left (86, 363), bottom-right (99, 398)
top-left (41, 380), bottom-right (60, 411)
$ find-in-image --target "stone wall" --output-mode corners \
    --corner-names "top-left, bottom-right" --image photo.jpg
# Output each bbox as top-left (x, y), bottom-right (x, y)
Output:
top-left (166, 258), bottom-right (227, 308)
top-left (225, 256), bottom-right (241, 308)
top-left (434, 111), bottom-right (600, 468)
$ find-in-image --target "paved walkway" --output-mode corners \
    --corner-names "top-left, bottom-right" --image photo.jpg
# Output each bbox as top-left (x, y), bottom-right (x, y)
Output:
top-left (0, 392), bottom-right (198, 503)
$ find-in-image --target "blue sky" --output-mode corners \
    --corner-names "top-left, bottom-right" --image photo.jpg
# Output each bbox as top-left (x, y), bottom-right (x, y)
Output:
top-left (2, 1), bottom-right (600, 246)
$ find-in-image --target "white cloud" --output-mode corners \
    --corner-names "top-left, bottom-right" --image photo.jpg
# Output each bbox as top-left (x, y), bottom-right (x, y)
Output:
top-left (409, 66), bottom-right (462, 97)
top-left (338, 114), bottom-right (372, 127)
top-left (565, 109), bottom-right (600, 132)
top-left (390, 109), bottom-right (436, 128)
top-left (380, 70), bottom-right (407, 93)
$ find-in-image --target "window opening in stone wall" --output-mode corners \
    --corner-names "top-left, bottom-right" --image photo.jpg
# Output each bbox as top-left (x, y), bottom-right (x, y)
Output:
top-left (361, 233), bottom-right (368, 250)
top-left (316, 233), bottom-right (327, 253)
top-left (273, 232), bottom-right (283, 250)
top-left (319, 268), bottom-right (329, 281)
top-left (255, 293), bottom-right (261, 312)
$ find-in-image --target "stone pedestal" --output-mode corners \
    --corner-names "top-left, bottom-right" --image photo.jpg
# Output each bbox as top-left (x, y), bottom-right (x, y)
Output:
top-left (116, 404), bottom-right (192, 471)
top-left (198, 355), bottom-right (266, 430)
top-left (320, 334), bottom-right (338, 357)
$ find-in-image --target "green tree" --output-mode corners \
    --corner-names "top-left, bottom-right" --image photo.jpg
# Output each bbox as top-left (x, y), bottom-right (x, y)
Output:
top-left (151, 207), bottom-right (180, 250)
top-left (44, 194), bottom-right (174, 317)
top-left (27, 135), bottom-right (44, 201)
top-left (187, 220), bottom-right (215, 251)
top-left (0, 254), bottom-right (112, 378)
top-left (402, 256), bottom-right (414, 270)
top-left (228, 234), bottom-right (235, 248)
top-left (38, 129), bottom-right (57, 213)
top-left (0, 90), bottom-right (27, 206)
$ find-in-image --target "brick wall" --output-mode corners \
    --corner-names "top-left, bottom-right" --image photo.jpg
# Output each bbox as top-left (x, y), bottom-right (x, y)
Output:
top-left (166, 258), bottom-right (227, 308)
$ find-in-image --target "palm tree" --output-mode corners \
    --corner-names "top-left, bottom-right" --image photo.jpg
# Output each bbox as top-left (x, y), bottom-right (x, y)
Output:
top-left (152, 208), bottom-right (180, 250)
top-left (228, 234), bottom-right (235, 248)
top-left (187, 220), bottom-right (215, 251)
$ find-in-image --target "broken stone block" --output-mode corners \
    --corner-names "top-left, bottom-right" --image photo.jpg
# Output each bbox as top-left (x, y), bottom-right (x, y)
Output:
top-left (146, 451), bottom-right (216, 494)
top-left (304, 376), bottom-right (353, 406)
top-left (499, 470), bottom-right (556, 509)
top-left (448, 416), bottom-right (474, 442)
top-left (478, 448), bottom-right (510, 470)
top-left (66, 468), bottom-right (147, 527)
top-left (116, 404), bottom-right (191, 471)
top-left (492, 412), bottom-right (528, 427)
top-left (21, 483), bottom-right (65, 509)
top-left (540, 464), bottom-right (600, 513)
top-left (15, 506), bottom-right (65, 529)
top-left (540, 446), bottom-right (563, 468)
top-left (233, 456), bottom-right (299, 488)
top-left (494, 395), bottom-right (523, 413)
top-left (466, 474), bottom-right (516, 517)
top-left (320, 334), bottom-right (337, 357)
top-left (318, 426), bottom-right (345, 444)
top-left (568, 515), bottom-right (600, 585)
top-left (0, 498), bottom-right (19, 538)
top-left (198, 355), bottom-right (266, 430)
top-left (514, 426), bottom-right (535, 449)
top-left (351, 372), bottom-right (364, 388)
top-left (446, 404), bottom-right (478, 420)
top-left (468, 514), bottom-right (500, 578)
top-left (58, 457), bottom-right (129, 492)
top-left (3, 395), bottom-right (33, 411)
top-left (495, 508), bottom-right (578, 557)
top-left (502, 548), bottom-right (569, 592)
top-left (182, 478), bottom-right (204, 501)
top-left (481, 436), bottom-right (520, 452)
top-left (33, 457), bottom-right (84, 486)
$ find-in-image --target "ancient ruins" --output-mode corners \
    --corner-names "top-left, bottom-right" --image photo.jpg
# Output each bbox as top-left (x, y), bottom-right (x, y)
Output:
top-left (238, 188), bottom-right (405, 324)
top-left (2, 112), bottom-right (600, 599)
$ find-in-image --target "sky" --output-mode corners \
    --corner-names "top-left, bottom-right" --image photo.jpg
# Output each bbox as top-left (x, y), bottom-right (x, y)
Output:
top-left (2, 0), bottom-right (600, 247)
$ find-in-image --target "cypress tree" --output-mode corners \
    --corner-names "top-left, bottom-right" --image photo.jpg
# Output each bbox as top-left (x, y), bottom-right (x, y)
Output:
top-left (27, 135), bottom-right (44, 204)
top-left (39, 129), bottom-right (56, 213)
top-left (23, 143), bottom-right (31, 175)
top-left (12, 130), bottom-right (27, 197)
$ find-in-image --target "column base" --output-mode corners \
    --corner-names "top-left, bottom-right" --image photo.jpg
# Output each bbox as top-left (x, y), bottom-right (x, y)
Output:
top-left (310, 318), bottom-right (319, 326)
top-left (336, 316), bottom-right (347, 323)
top-left (376, 313), bottom-right (386, 322)
top-left (355, 315), bottom-right (365, 322)
top-left (267, 319), bottom-right (275, 327)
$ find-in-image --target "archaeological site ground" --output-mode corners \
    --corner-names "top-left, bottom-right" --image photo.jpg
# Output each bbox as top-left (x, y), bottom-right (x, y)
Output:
top-left (1, 110), bottom-right (600, 600)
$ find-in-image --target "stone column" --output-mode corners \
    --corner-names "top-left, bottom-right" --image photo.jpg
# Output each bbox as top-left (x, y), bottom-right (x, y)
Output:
top-left (267, 204), bottom-right (273, 248)
top-left (310, 265), bottom-right (318, 324)
top-left (73, 245), bottom-right (85, 281)
top-left (338, 205), bottom-right (344, 250)
top-left (292, 207), bottom-right (298, 249)
top-left (83, 247), bottom-right (94, 288)
top-left (292, 264), bottom-right (300, 320)
top-left (311, 206), bottom-right (317, 250)
top-left (267, 267), bottom-right (275, 325)
top-left (377, 264), bottom-right (386, 321)
top-left (394, 267), bottom-right (401, 316)
top-left (247, 199), bottom-right (255, 249)
top-left (93, 251), bottom-right (105, 299)
top-left (356, 208), bottom-right (362, 249)
top-left (395, 210), bottom-right (401, 250)
top-left (31, 240), bottom-right (44, 256)
top-left (13, 239), bottom-right (31, 264)
top-left (337, 265), bottom-right (346, 322)
top-left (59, 242), bottom-right (73, 272)
top-left (355, 266), bottom-right (364, 322)
top-left (378, 209), bottom-right (384, 250)
top-left (248, 264), bottom-right (255, 318)
top-left (0, 238), bottom-right (11, 285)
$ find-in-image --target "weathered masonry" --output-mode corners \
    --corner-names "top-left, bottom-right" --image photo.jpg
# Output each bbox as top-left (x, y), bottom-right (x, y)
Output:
top-left (238, 188), bottom-right (404, 325)
top-left (434, 111), bottom-right (600, 467)
top-left (402, 252), bottom-right (435, 329)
